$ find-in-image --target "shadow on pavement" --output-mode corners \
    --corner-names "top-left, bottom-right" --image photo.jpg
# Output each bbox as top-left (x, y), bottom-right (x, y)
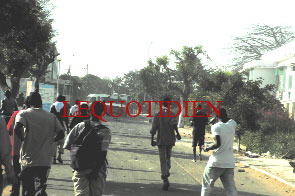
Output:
top-left (108, 166), bottom-right (157, 173)
top-left (48, 177), bottom-right (73, 183)
top-left (104, 181), bottom-right (270, 196)
top-left (104, 181), bottom-right (200, 196)
top-left (113, 133), bottom-right (151, 140)
top-left (109, 146), bottom-right (195, 160)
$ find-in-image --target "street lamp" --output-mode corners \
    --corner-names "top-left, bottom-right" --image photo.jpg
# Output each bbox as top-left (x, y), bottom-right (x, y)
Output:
top-left (57, 58), bottom-right (61, 97)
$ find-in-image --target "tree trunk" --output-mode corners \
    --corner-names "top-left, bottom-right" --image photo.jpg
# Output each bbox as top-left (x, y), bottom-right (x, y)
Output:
top-left (10, 77), bottom-right (21, 99)
top-left (34, 77), bottom-right (40, 93)
top-left (237, 134), bottom-right (241, 152)
top-left (0, 72), bottom-right (8, 91)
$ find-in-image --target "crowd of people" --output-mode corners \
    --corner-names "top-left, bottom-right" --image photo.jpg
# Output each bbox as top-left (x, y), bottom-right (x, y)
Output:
top-left (0, 90), bottom-right (111, 196)
top-left (0, 90), bottom-right (238, 196)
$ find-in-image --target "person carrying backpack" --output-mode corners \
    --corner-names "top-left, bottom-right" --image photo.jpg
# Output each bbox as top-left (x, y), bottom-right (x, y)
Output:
top-left (64, 101), bottom-right (111, 196)
top-left (50, 95), bottom-right (69, 164)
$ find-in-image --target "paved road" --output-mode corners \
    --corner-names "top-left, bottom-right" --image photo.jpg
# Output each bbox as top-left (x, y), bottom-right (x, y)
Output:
top-left (4, 117), bottom-right (290, 196)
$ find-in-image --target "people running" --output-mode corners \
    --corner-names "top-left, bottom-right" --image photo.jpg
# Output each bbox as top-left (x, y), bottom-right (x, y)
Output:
top-left (189, 104), bottom-right (209, 162)
top-left (64, 101), bottom-right (111, 196)
top-left (14, 92), bottom-right (65, 195)
top-left (0, 115), bottom-right (15, 196)
top-left (69, 103), bottom-right (90, 130)
top-left (150, 97), bottom-right (181, 191)
top-left (6, 96), bottom-right (30, 196)
top-left (0, 90), bottom-right (18, 124)
top-left (70, 99), bottom-right (80, 116)
top-left (50, 95), bottom-right (69, 164)
top-left (201, 108), bottom-right (238, 196)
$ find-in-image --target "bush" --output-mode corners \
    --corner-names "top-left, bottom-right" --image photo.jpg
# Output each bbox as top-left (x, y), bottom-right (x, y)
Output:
top-left (242, 109), bottom-right (295, 157)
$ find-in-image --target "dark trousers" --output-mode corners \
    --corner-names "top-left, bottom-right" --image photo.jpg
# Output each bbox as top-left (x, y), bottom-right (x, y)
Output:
top-left (0, 167), bottom-right (3, 196)
top-left (11, 156), bottom-right (21, 196)
top-left (20, 166), bottom-right (50, 196)
top-left (158, 145), bottom-right (172, 180)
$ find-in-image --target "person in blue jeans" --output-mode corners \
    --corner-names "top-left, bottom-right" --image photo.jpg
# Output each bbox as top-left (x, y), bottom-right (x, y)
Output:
top-left (201, 108), bottom-right (238, 196)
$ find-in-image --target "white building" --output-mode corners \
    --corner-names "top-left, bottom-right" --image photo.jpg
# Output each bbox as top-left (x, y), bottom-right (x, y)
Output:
top-left (243, 40), bottom-right (295, 118)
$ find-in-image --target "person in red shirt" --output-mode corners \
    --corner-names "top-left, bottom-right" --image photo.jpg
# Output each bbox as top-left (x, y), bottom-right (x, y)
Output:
top-left (6, 96), bottom-right (30, 196)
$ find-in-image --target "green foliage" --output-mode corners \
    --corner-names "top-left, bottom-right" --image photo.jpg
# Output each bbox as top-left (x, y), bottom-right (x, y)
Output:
top-left (121, 71), bottom-right (145, 101)
top-left (243, 109), bottom-right (295, 156)
top-left (139, 58), bottom-right (171, 100)
top-left (198, 71), bottom-right (279, 135)
top-left (139, 46), bottom-right (210, 101)
top-left (80, 74), bottom-right (110, 99)
top-left (0, 0), bottom-right (55, 97)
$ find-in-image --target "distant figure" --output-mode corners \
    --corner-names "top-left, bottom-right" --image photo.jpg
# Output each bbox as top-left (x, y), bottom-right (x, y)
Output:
top-left (201, 108), bottom-right (238, 196)
top-left (150, 97), bottom-right (181, 191)
top-left (69, 103), bottom-right (90, 130)
top-left (70, 99), bottom-right (80, 116)
top-left (50, 95), bottom-right (68, 164)
top-left (0, 115), bottom-right (16, 195)
top-left (17, 93), bottom-right (24, 108)
top-left (0, 90), bottom-right (18, 123)
top-left (64, 101), bottom-right (111, 196)
top-left (189, 104), bottom-right (209, 162)
top-left (14, 92), bottom-right (64, 195)
top-left (62, 96), bottom-right (71, 121)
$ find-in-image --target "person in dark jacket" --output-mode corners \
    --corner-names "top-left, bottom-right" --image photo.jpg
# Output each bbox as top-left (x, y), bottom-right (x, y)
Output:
top-left (189, 104), bottom-right (209, 162)
top-left (150, 97), bottom-right (181, 191)
top-left (0, 90), bottom-right (18, 124)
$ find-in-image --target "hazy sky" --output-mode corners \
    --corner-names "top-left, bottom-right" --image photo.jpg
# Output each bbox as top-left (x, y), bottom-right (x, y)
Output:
top-left (51, 0), bottom-right (295, 79)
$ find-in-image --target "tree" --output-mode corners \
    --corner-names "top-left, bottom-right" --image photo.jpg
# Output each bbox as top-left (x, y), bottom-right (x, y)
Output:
top-left (80, 74), bottom-right (110, 100)
top-left (170, 46), bottom-right (210, 127)
top-left (230, 24), bottom-right (295, 69)
top-left (0, 0), bottom-right (55, 97)
top-left (30, 42), bottom-right (57, 92)
top-left (198, 71), bottom-right (281, 150)
top-left (122, 70), bottom-right (144, 101)
top-left (139, 46), bottom-right (210, 124)
top-left (140, 57), bottom-right (171, 101)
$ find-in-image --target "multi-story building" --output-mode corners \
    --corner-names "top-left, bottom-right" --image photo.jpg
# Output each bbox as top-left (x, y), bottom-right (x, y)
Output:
top-left (275, 55), bottom-right (295, 119)
top-left (243, 40), bottom-right (295, 118)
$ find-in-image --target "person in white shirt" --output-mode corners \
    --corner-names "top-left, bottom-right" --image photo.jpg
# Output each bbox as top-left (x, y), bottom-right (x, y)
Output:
top-left (70, 100), bottom-right (80, 116)
top-left (201, 108), bottom-right (238, 196)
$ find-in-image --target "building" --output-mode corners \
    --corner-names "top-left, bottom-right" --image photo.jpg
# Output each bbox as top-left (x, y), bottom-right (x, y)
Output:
top-left (243, 40), bottom-right (295, 118)
top-left (0, 56), bottom-right (73, 111)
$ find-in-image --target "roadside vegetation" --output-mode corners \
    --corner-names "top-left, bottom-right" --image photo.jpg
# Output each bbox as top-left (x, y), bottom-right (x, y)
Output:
top-left (1, 2), bottom-right (295, 158)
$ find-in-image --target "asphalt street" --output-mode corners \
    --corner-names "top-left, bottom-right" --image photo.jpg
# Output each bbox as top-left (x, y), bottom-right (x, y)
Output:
top-left (4, 117), bottom-right (289, 196)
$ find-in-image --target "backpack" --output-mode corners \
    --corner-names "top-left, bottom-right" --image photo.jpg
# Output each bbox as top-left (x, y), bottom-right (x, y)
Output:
top-left (70, 120), bottom-right (106, 171)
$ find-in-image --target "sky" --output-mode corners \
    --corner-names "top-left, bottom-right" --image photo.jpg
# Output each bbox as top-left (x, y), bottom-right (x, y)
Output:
top-left (51, 0), bottom-right (295, 79)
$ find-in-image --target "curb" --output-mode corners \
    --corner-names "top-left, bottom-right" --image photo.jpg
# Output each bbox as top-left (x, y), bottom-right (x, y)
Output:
top-left (240, 161), bottom-right (295, 189)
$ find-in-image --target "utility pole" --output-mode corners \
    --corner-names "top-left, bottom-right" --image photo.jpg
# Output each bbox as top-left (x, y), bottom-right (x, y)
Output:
top-left (57, 59), bottom-right (61, 97)
top-left (83, 64), bottom-right (88, 75)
